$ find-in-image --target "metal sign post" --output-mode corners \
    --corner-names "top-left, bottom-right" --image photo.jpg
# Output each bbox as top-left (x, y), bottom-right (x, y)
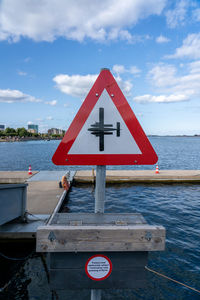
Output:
top-left (95, 165), bottom-right (106, 213)
top-left (45, 68), bottom-right (164, 297)
top-left (91, 165), bottom-right (106, 300)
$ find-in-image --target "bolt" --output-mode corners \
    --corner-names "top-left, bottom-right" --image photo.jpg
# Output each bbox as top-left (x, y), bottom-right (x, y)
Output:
top-left (145, 232), bottom-right (152, 241)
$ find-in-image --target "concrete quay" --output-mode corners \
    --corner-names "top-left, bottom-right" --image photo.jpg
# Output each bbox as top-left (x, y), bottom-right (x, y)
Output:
top-left (74, 169), bottom-right (200, 184)
top-left (0, 171), bottom-right (38, 184)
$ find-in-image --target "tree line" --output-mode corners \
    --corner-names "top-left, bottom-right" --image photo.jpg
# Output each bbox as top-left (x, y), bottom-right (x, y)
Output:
top-left (0, 127), bottom-right (65, 138)
top-left (0, 127), bottom-right (39, 137)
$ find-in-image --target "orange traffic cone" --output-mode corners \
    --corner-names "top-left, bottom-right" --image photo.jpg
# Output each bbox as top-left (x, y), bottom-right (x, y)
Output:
top-left (28, 165), bottom-right (32, 175)
top-left (155, 165), bottom-right (159, 174)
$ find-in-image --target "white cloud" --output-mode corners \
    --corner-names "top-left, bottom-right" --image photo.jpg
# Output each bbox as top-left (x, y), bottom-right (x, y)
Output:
top-left (166, 33), bottom-right (200, 59)
top-left (129, 66), bottom-right (141, 75)
top-left (193, 8), bottom-right (200, 21)
top-left (53, 74), bottom-right (97, 98)
top-left (45, 100), bottom-right (57, 106)
top-left (46, 116), bottom-right (53, 120)
top-left (0, 0), bottom-right (166, 42)
top-left (0, 89), bottom-right (41, 103)
top-left (134, 60), bottom-right (200, 103)
top-left (112, 64), bottom-right (141, 76)
top-left (188, 60), bottom-right (200, 73)
top-left (156, 35), bottom-right (170, 43)
top-left (165, 0), bottom-right (188, 28)
top-left (150, 62), bottom-right (200, 95)
top-left (148, 63), bottom-right (177, 88)
top-left (27, 121), bottom-right (33, 125)
top-left (134, 94), bottom-right (188, 103)
top-left (18, 70), bottom-right (27, 76)
top-left (53, 72), bottom-right (132, 99)
top-left (112, 65), bottom-right (126, 75)
top-left (115, 75), bottom-right (133, 96)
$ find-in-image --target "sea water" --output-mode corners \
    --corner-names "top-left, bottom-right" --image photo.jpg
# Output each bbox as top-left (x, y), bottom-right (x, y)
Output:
top-left (0, 137), bottom-right (200, 299)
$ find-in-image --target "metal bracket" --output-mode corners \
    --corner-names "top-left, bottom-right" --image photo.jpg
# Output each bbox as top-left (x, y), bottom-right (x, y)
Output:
top-left (48, 231), bottom-right (56, 242)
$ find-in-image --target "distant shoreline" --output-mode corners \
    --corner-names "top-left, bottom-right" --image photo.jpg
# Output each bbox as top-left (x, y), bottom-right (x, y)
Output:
top-left (0, 136), bottom-right (63, 143)
top-left (0, 135), bottom-right (199, 143)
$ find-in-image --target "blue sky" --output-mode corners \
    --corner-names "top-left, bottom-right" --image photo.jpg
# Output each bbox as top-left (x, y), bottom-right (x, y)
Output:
top-left (0, 0), bottom-right (200, 135)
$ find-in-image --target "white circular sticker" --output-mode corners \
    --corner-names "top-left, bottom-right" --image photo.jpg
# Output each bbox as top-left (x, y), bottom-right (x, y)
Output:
top-left (85, 255), bottom-right (112, 281)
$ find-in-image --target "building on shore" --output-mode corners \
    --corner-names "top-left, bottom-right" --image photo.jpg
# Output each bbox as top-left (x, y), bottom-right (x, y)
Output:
top-left (0, 125), bottom-right (5, 131)
top-left (28, 124), bottom-right (38, 134)
top-left (48, 128), bottom-right (65, 135)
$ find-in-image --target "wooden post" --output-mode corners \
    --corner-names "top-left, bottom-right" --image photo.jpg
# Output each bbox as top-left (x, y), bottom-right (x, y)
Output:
top-left (91, 165), bottom-right (106, 300)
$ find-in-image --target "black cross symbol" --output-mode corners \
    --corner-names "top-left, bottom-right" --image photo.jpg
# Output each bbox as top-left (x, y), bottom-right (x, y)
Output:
top-left (88, 107), bottom-right (120, 151)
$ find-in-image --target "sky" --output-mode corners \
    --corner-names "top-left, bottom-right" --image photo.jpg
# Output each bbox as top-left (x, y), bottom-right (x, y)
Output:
top-left (0, 0), bottom-right (200, 135)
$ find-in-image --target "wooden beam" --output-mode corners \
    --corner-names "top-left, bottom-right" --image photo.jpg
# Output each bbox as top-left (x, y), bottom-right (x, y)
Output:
top-left (37, 224), bottom-right (165, 252)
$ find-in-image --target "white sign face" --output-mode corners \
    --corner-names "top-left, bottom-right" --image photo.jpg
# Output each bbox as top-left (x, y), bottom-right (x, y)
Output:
top-left (85, 255), bottom-right (112, 281)
top-left (68, 89), bottom-right (142, 155)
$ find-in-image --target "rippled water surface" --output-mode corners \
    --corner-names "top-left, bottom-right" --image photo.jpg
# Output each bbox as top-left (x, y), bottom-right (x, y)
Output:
top-left (0, 136), bottom-right (200, 170)
top-left (0, 137), bottom-right (200, 299)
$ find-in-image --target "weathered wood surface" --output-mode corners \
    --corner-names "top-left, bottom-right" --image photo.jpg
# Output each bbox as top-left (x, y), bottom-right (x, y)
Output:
top-left (37, 224), bottom-right (165, 252)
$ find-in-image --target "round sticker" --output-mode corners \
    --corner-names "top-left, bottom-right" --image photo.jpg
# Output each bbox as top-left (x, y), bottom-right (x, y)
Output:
top-left (85, 255), bottom-right (112, 281)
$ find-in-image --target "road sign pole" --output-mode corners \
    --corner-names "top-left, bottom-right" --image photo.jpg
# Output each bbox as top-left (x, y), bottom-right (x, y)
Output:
top-left (91, 289), bottom-right (101, 300)
top-left (95, 165), bottom-right (106, 213)
top-left (91, 165), bottom-right (106, 299)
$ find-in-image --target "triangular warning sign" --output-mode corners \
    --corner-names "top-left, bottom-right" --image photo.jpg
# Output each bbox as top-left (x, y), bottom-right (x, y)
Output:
top-left (52, 68), bottom-right (158, 165)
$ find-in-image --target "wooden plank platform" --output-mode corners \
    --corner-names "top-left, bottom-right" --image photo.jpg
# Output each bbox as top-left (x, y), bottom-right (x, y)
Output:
top-left (37, 213), bottom-right (165, 252)
top-left (74, 169), bottom-right (200, 184)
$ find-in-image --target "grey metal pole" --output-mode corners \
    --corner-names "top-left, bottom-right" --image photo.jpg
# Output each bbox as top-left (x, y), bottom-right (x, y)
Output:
top-left (91, 289), bottom-right (101, 300)
top-left (91, 165), bottom-right (106, 300)
top-left (95, 165), bottom-right (106, 213)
